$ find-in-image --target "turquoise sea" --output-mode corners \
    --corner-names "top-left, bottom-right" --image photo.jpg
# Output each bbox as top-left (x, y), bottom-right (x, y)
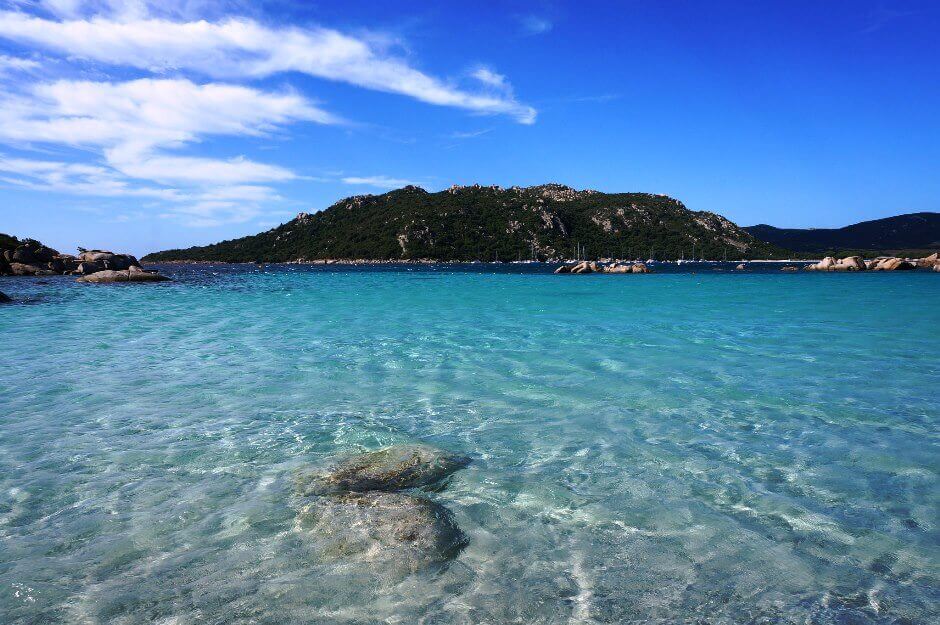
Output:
top-left (1, 264), bottom-right (938, 624)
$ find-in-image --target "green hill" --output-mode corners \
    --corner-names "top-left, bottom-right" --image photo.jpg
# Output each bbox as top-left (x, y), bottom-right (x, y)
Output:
top-left (144, 184), bottom-right (787, 262)
top-left (745, 212), bottom-right (940, 257)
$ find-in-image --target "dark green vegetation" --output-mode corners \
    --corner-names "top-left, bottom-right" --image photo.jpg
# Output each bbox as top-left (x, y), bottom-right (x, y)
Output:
top-left (745, 213), bottom-right (940, 258)
top-left (0, 232), bottom-right (23, 251)
top-left (144, 184), bottom-right (786, 262)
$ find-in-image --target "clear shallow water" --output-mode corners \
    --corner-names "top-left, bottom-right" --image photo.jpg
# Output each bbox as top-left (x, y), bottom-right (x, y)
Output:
top-left (1, 264), bottom-right (938, 624)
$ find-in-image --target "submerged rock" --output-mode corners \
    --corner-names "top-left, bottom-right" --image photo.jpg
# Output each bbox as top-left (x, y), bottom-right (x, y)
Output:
top-left (296, 491), bottom-right (467, 572)
top-left (76, 268), bottom-right (170, 283)
top-left (297, 444), bottom-right (471, 496)
top-left (0, 291), bottom-right (10, 303)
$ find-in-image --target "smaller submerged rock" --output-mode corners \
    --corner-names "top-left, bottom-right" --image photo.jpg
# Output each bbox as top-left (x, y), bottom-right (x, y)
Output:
top-left (296, 491), bottom-right (467, 572)
top-left (0, 291), bottom-right (10, 303)
top-left (296, 444), bottom-right (471, 496)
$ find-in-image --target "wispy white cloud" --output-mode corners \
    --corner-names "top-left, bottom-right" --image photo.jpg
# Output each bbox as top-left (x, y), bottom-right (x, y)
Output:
top-left (0, 10), bottom-right (536, 123)
top-left (341, 175), bottom-right (420, 189)
top-left (0, 1), bottom-right (537, 227)
top-left (472, 68), bottom-right (509, 91)
top-left (0, 154), bottom-right (179, 198)
top-left (0, 54), bottom-right (41, 76)
top-left (0, 78), bottom-right (331, 177)
top-left (0, 154), bottom-right (286, 226)
top-left (0, 77), bottom-right (330, 225)
top-left (519, 15), bottom-right (552, 36)
top-left (449, 128), bottom-right (492, 139)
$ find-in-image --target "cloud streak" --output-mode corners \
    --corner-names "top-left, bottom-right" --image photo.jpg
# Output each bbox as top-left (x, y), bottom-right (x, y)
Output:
top-left (342, 175), bottom-right (420, 189)
top-left (0, 11), bottom-right (536, 123)
top-left (0, 78), bottom-right (332, 225)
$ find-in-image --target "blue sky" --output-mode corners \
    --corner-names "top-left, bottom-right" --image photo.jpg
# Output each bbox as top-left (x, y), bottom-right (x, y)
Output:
top-left (0, 0), bottom-right (937, 256)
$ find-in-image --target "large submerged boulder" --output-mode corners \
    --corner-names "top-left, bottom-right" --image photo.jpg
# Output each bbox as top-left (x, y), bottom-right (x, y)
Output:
top-left (295, 492), bottom-right (468, 573)
top-left (76, 267), bottom-right (170, 283)
top-left (296, 444), bottom-right (471, 496)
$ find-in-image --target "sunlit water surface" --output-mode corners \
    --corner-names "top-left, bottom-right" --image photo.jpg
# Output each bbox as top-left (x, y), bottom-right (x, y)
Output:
top-left (1, 264), bottom-right (938, 624)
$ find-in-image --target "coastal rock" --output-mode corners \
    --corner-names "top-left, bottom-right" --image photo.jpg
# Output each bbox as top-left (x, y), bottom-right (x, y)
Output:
top-left (570, 261), bottom-right (598, 274)
top-left (808, 256), bottom-right (837, 271)
top-left (2, 238), bottom-right (151, 278)
top-left (807, 255), bottom-right (867, 271)
top-left (871, 257), bottom-right (916, 271)
top-left (837, 256), bottom-right (866, 271)
top-left (78, 250), bottom-right (140, 271)
top-left (296, 444), bottom-right (471, 496)
top-left (295, 492), bottom-right (467, 573)
top-left (76, 261), bottom-right (103, 275)
top-left (79, 250), bottom-right (114, 262)
top-left (781, 266), bottom-right (799, 271)
top-left (935, 263), bottom-right (940, 272)
top-left (735, 263), bottom-right (747, 270)
top-left (9, 262), bottom-right (55, 276)
top-left (630, 262), bottom-right (651, 273)
top-left (554, 264), bottom-right (571, 274)
top-left (916, 252), bottom-right (939, 269)
top-left (76, 268), bottom-right (171, 283)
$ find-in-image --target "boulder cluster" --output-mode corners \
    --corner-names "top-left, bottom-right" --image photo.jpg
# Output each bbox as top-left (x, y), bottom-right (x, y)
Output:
top-left (1, 238), bottom-right (169, 283)
top-left (555, 260), bottom-right (651, 274)
top-left (805, 253), bottom-right (938, 272)
top-left (294, 444), bottom-right (471, 574)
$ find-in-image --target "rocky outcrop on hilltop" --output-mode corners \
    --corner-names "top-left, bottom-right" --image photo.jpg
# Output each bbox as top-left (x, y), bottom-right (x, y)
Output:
top-left (1, 234), bottom-right (170, 283)
top-left (294, 444), bottom-right (471, 574)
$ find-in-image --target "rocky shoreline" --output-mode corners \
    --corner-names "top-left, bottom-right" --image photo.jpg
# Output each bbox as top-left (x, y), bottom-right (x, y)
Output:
top-left (554, 260), bottom-right (651, 274)
top-left (1, 236), bottom-right (170, 285)
top-left (804, 253), bottom-right (939, 272)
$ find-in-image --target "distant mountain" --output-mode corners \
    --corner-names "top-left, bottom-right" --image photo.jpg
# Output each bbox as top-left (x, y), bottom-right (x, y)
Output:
top-left (144, 184), bottom-right (785, 262)
top-left (745, 213), bottom-right (940, 254)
